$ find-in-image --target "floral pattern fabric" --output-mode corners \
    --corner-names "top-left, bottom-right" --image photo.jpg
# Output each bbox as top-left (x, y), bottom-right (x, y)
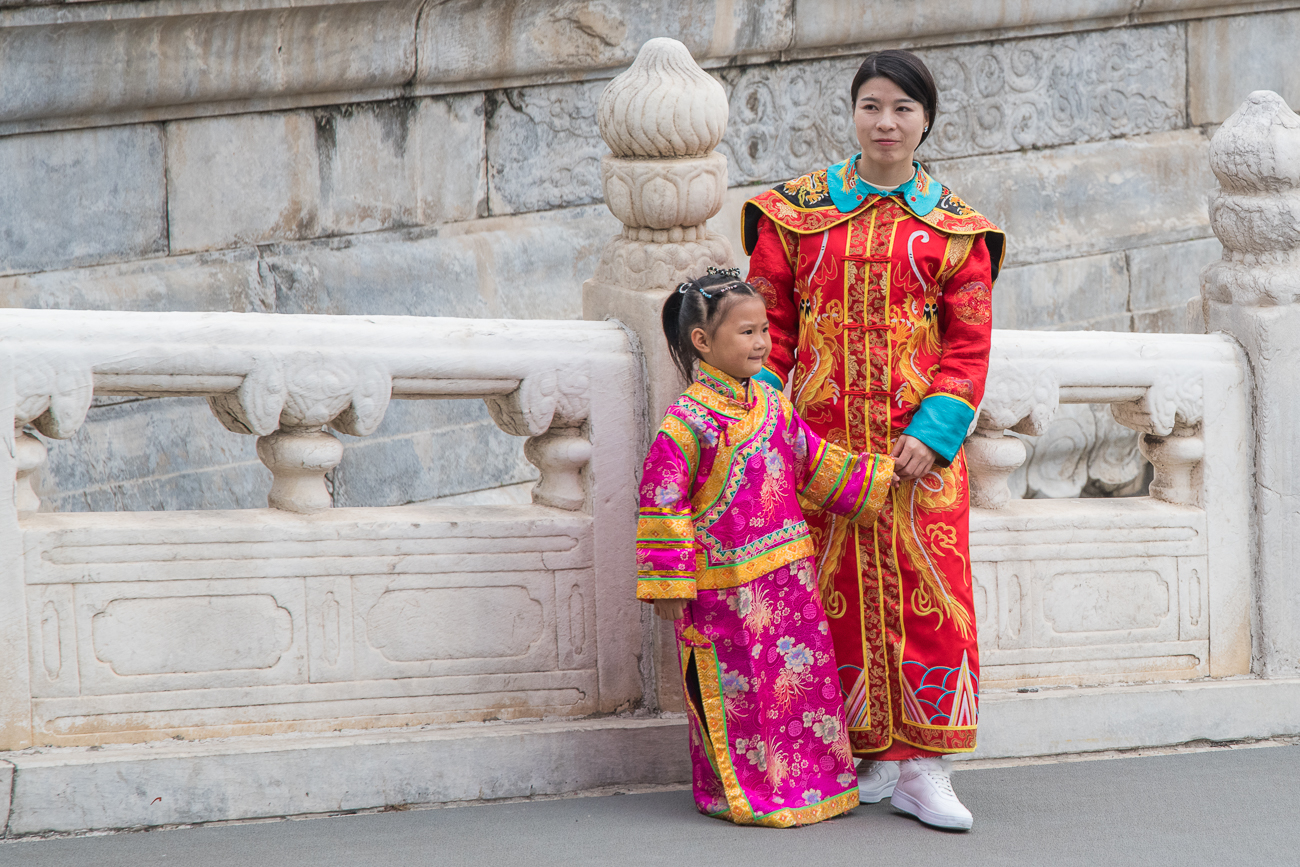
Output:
top-left (680, 559), bottom-right (859, 827)
top-left (635, 363), bottom-right (894, 826)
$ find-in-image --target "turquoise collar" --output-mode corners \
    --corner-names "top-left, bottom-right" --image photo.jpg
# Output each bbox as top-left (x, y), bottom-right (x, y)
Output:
top-left (827, 156), bottom-right (941, 217)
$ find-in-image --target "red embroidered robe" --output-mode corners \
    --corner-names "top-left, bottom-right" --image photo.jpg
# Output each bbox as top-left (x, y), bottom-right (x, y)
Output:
top-left (743, 163), bottom-right (1005, 756)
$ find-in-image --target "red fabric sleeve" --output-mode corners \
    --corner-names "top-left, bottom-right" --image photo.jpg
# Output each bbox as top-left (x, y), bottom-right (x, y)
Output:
top-left (928, 235), bottom-right (995, 409)
top-left (745, 216), bottom-right (799, 387)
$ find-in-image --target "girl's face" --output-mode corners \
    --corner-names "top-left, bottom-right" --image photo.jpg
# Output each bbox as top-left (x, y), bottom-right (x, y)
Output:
top-left (853, 75), bottom-right (927, 175)
top-left (690, 295), bottom-right (771, 382)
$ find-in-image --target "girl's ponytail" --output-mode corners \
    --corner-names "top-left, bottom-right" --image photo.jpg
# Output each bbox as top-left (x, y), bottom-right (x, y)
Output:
top-left (659, 268), bottom-right (760, 383)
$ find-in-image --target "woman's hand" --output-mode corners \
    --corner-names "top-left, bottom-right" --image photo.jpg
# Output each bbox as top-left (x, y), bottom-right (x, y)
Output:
top-left (654, 599), bottom-right (688, 621)
top-left (890, 434), bottom-right (938, 481)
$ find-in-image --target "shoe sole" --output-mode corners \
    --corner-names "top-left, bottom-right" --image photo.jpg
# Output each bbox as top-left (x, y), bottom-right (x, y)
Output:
top-left (889, 789), bottom-right (973, 831)
top-left (857, 779), bottom-right (896, 804)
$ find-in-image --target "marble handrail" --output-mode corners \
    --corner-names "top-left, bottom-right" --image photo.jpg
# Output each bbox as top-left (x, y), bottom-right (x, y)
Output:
top-left (969, 329), bottom-right (1249, 510)
top-left (0, 309), bottom-right (634, 514)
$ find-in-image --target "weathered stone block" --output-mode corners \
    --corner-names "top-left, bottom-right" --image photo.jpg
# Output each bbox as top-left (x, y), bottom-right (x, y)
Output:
top-left (0, 125), bottom-right (167, 276)
top-left (718, 24), bottom-right (1186, 186)
top-left (486, 83), bottom-right (608, 215)
top-left (39, 397), bottom-right (268, 513)
top-left (414, 96), bottom-right (488, 225)
top-left (790, 0), bottom-right (1128, 51)
top-left (1189, 10), bottom-right (1300, 125)
top-left (0, 248), bottom-right (271, 313)
top-left (931, 129), bottom-right (1215, 267)
top-left (167, 112), bottom-right (322, 254)
top-left (417, 0), bottom-right (794, 86)
top-left (317, 96), bottom-right (486, 235)
top-left (1128, 237), bottom-right (1222, 315)
top-left (0, 2), bottom-right (422, 133)
top-left (169, 96), bottom-right (488, 253)
top-left (1132, 305), bottom-right (1202, 335)
top-left (332, 400), bottom-right (538, 508)
top-left (992, 253), bottom-right (1129, 331)
top-left (268, 206), bottom-right (616, 319)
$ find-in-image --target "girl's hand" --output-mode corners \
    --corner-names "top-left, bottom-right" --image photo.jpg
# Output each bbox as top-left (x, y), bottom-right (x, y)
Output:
top-left (890, 434), bottom-right (938, 481)
top-left (654, 599), bottom-right (688, 621)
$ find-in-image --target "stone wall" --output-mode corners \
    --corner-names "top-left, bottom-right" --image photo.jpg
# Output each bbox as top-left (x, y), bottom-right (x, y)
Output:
top-left (5, 0), bottom-right (1299, 510)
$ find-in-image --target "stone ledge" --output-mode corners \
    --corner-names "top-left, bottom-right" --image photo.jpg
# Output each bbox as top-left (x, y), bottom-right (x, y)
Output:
top-left (0, 0), bottom-right (1295, 136)
top-left (3, 679), bottom-right (1299, 836)
top-left (973, 677), bottom-right (1300, 759)
top-left (0, 716), bottom-right (691, 836)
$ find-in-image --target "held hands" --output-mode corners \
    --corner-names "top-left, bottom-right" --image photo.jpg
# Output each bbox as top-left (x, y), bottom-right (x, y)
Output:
top-left (654, 599), bottom-right (688, 621)
top-left (890, 434), bottom-right (938, 482)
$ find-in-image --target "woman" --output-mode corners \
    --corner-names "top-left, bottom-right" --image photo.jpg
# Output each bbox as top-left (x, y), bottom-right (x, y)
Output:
top-left (742, 49), bottom-right (1005, 831)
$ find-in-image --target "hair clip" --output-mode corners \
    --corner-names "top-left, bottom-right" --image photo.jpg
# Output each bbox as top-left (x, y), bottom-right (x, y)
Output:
top-left (678, 279), bottom-right (719, 299)
top-left (706, 266), bottom-right (742, 279)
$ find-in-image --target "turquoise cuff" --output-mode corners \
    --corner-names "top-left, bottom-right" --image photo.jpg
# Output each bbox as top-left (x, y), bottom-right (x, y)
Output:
top-left (753, 367), bottom-right (785, 391)
top-left (903, 394), bottom-right (976, 465)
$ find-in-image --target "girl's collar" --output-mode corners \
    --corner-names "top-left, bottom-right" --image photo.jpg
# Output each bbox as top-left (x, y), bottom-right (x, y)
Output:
top-left (827, 156), bottom-right (941, 217)
top-left (695, 362), bottom-right (751, 405)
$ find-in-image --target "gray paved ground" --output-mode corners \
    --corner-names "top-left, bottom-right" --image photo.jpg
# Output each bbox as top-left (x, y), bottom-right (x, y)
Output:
top-left (2, 745), bottom-right (1297, 867)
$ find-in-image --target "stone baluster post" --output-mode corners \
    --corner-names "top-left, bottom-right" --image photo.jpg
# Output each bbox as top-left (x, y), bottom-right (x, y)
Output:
top-left (13, 428), bottom-right (46, 516)
top-left (582, 38), bottom-right (733, 712)
top-left (582, 37), bottom-right (734, 432)
top-left (1201, 90), bottom-right (1300, 676)
top-left (965, 423), bottom-right (1029, 509)
top-left (256, 426), bottom-right (344, 514)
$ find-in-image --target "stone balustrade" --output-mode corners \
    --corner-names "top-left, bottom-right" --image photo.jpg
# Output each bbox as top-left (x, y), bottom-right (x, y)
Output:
top-left (0, 309), bottom-right (642, 750)
top-left (967, 330), bottom-right (1252, 688)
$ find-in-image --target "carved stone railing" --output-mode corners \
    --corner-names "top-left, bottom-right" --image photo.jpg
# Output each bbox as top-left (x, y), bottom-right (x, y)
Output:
top-left (1201, 90), bottom-right (1300, 678)
top-left (967, 330), bottom-right (1252, 687)
top-left (0, 309), bottom-right (641, 750)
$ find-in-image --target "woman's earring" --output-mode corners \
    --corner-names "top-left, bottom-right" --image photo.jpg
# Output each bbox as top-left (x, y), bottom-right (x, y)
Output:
top-left (923, 125), bottom-right (929, 133)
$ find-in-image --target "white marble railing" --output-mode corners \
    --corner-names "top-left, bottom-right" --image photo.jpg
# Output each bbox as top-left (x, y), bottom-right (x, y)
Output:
top-left (0, 310), bottom-right (642, 749)
top-left (968, 330), bottom-right (1253, 687)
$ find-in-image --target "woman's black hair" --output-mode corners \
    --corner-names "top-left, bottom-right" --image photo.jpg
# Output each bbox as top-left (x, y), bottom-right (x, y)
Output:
top-left (661, 267), bottom-right (760, 382)
top-left (850, 50), bottom-right (939, 147)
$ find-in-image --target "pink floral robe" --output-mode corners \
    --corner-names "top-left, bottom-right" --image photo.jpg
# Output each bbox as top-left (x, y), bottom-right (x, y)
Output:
top-left (636, 362), bottom-right (894, 827)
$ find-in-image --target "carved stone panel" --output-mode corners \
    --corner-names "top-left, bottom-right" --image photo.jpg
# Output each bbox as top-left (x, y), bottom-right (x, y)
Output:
top-left (920, 25), bottom-right (1185, 161)
top-left (487, 82), bottom-right (608, 215)
top-left (716, 24), bottom-right (1186, 187)
top-left (351, 572), bottom-right (559, 679)
top-left (22, 506), bottom-right (606, 744)
top-left (972, 499), bottom-right (1219, 688)
top-left (487, 24), bottom-right (1184, 208)
top-left (1040, 567), bottom-right (1172, 635)
top-left (92, 595), bottom-right (294, 676)
top-left (25, 585), bottom-right (79, 699)
top-left (71, 579), bottom-right (308, 695)
top-left (366, 586), bottom-right (544, 662)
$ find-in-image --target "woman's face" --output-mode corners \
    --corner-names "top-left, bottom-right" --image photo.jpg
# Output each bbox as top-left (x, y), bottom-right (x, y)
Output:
top-left (853, 75), bottom-right (927, 173)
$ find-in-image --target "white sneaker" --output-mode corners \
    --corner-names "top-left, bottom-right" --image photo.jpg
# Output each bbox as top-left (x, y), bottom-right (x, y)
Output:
top-left (857, 760), bottom-right (900, 803)
top-left (890, 757), bottom-right (973, 831)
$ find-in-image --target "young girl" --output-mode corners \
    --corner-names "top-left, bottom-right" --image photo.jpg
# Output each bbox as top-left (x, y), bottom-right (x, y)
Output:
top-left (636, 268), bottom-right (895, 827)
